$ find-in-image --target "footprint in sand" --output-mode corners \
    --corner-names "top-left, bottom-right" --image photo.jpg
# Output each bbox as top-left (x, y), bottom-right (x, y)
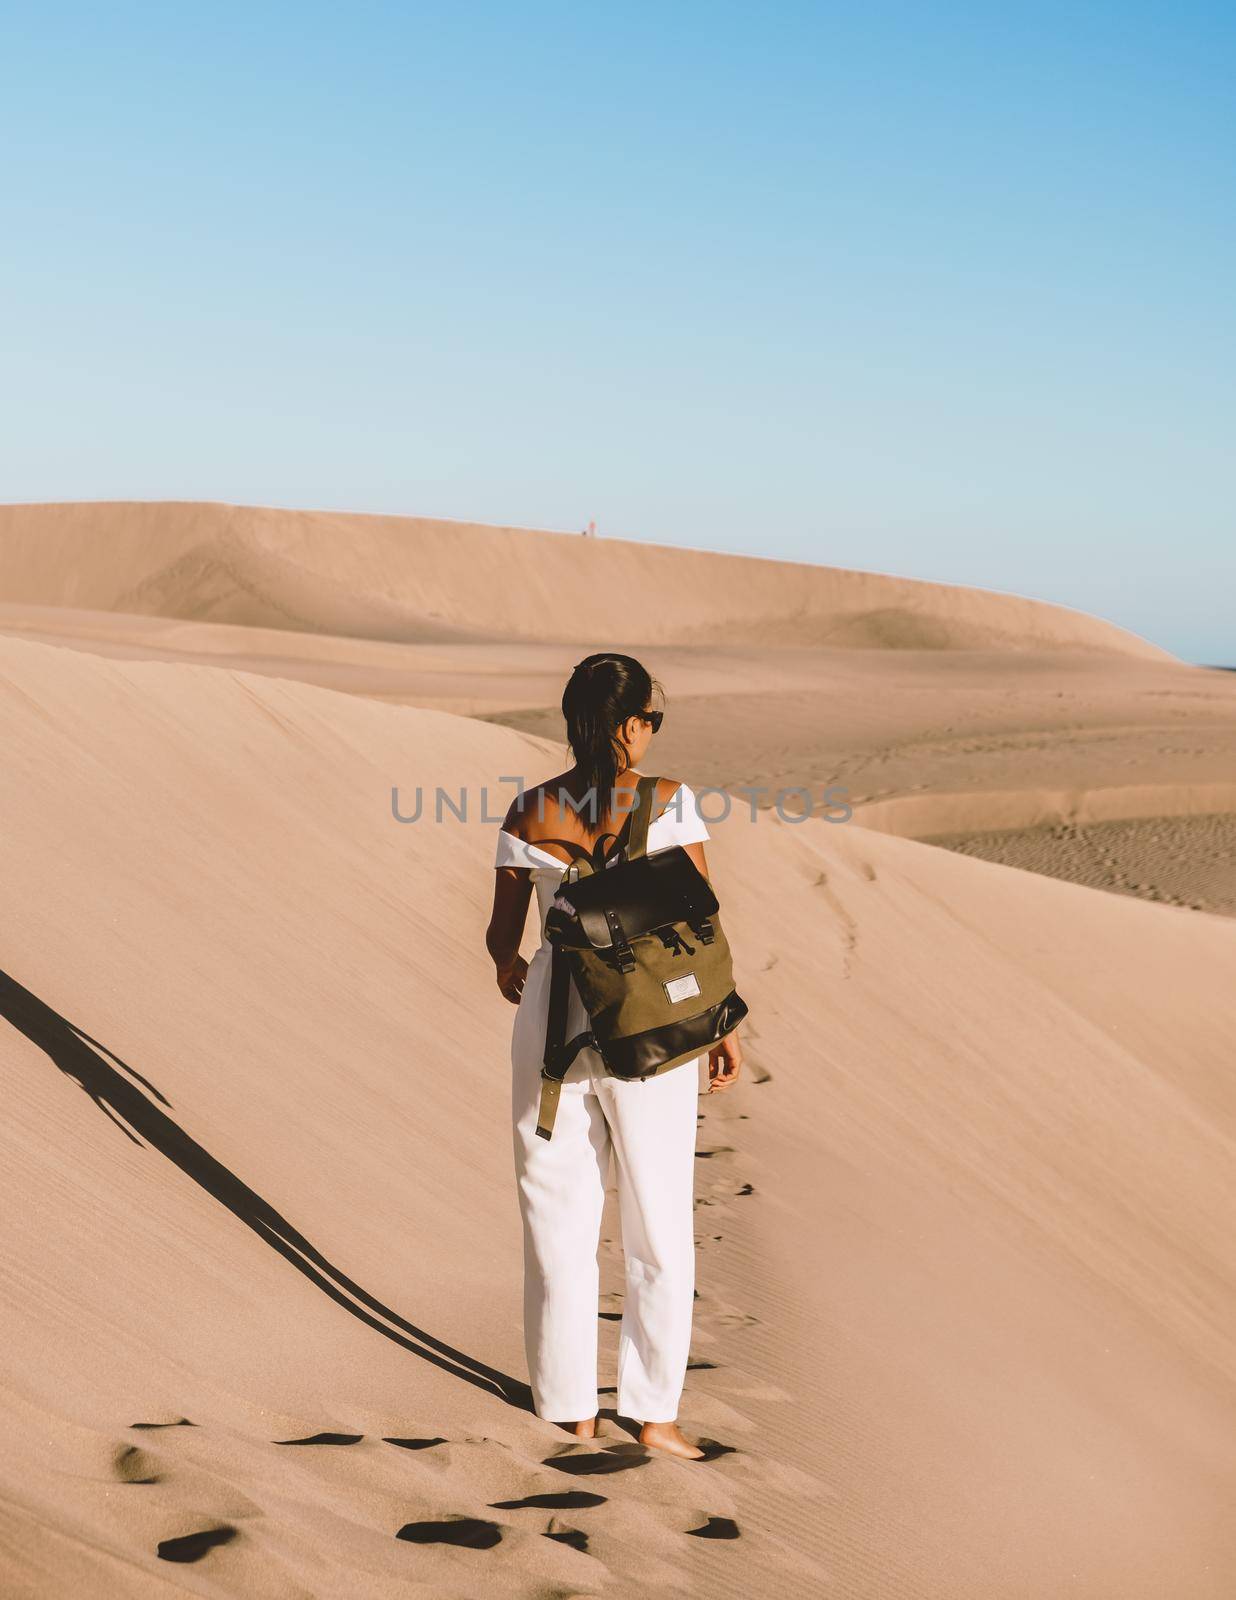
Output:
top-left (384, 1435), bottom-right (448, 1451)
top-left (543, 1448), bottom-right (650, 1477)
top-left (129, 1417), bottom-right (196, 1429)
top-left (687, 1514), bottom-right (740, 1539)
top-left (113, 1443), bottom-right (160, 1484)
top-left (157, 1525), bottom-right (238, 1563)
top-left (396, 1516), bottom-right (503, 1548)
top-left (273, 1431), bottom-right (363, 1446)
top-left (491, 1491), bottom-right (607, 1509)
top-left (544, 1519), bottom-right (589, 1551)
top-left (713, 1307), bottom-right (760, 1330)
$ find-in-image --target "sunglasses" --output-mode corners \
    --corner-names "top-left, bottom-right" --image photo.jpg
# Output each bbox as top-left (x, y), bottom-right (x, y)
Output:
top-left (637, 708), bottom-right (664, 733)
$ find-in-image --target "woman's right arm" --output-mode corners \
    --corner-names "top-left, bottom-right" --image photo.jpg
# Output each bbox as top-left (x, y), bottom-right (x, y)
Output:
top-left (487, 867), bottom-right (533, 1003)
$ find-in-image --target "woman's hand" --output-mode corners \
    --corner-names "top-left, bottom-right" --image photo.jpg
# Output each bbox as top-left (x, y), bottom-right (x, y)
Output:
top-left (707, 1030), bottom-right (743, 1093)
top-left (496, 953), bottom-right (528, 1004)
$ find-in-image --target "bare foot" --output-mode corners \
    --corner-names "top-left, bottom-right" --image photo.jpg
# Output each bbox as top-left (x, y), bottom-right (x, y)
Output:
top-left (638, 1420), bottom-right (704, 1459)
top-left (561, 1416), bottom-right (597, 1439)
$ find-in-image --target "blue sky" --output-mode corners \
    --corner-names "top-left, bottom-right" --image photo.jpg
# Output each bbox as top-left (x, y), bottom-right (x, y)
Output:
top-left (2, 2), bottom-right (1232, 661)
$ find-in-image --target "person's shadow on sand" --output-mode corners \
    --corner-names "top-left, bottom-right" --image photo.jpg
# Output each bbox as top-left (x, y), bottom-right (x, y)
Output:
top-left (0, 968), bottom-right (532, 1412)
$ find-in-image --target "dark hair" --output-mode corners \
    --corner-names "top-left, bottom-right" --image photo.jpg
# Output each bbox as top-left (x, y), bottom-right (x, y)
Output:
top-left (561, 653), bottom-right (661, 828)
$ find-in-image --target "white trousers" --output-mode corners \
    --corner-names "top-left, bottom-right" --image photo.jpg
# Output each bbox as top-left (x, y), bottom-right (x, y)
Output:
top-left (511, 954), bottom-right (701, 1423)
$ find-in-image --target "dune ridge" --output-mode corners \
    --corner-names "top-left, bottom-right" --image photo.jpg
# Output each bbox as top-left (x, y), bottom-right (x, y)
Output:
top-left (0, 500), bottom-right (1176, 657)
top-left (852, 780), bottom-right (1236, 836)
top-left (1, 628), bottom-right (1234, 1597)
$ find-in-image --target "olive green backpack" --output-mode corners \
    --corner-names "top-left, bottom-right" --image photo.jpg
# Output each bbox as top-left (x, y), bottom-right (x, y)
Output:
top-left (537, 773), bottom-right (748, 1139)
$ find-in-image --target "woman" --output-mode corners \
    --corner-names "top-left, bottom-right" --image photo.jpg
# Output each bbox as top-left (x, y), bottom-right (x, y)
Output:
top-left (486, 652), bottom-right (743, 1460)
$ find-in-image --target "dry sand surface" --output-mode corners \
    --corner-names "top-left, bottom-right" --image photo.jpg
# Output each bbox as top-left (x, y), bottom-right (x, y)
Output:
top-left (1, 502), bottom-right (1234, 1598)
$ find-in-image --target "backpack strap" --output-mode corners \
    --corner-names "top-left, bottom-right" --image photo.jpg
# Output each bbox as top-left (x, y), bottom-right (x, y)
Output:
top-left (623, 773), bottom-right (660, 862)
top-left (536, 941), bottom-right (598, 1140)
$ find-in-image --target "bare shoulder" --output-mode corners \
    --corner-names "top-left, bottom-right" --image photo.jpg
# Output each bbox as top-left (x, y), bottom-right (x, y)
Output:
top-left (502, 773), bottom-right (571, 838)
top-left (652, 774), bottom-right (686, 817)
top-left (501, 789), bottom-right (541, 839)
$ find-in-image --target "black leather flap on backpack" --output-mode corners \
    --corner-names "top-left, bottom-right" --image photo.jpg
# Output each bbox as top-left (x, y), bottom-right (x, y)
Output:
top-left (555, 846), bottom-right (719, 951)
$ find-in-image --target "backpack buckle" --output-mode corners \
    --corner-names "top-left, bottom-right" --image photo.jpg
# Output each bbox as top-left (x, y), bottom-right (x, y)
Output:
top-left (604, 908), bottom-right (636, 972)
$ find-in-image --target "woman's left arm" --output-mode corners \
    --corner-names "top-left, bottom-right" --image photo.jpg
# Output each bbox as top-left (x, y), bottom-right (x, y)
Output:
top-left (487, 867), bottom-right (533, 1003)
top-left (683, 840), bottom-right (708, 879)
top-left (680, 838), bottom-right (743, 1091)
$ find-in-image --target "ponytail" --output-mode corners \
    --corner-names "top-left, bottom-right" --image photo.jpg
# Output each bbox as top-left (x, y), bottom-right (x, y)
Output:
top-left (561, 653), bottom-right (659, 829)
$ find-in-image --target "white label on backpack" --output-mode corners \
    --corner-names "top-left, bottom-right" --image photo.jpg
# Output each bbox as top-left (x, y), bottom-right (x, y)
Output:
top-left (664, 972), bottom-right (701, 1004)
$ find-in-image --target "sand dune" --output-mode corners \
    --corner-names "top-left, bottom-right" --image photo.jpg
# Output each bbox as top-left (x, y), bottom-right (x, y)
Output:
top-left (2, 618), bottom-right (1235, 1598)
top-left (0, 500), bottom-right (1178, 656)
top-left (9, 501), bottom-right (1236, 911)
top-left (4, 576), bottom-right (1236, 912)
top-left (924, 811), bottom-right (1236, 916)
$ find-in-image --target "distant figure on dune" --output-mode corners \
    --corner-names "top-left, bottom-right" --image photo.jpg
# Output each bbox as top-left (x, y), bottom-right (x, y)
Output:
top-left (486, 653), bottom-right (744, 1460)
top-left (581, 519), bottom-right (597, 537)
